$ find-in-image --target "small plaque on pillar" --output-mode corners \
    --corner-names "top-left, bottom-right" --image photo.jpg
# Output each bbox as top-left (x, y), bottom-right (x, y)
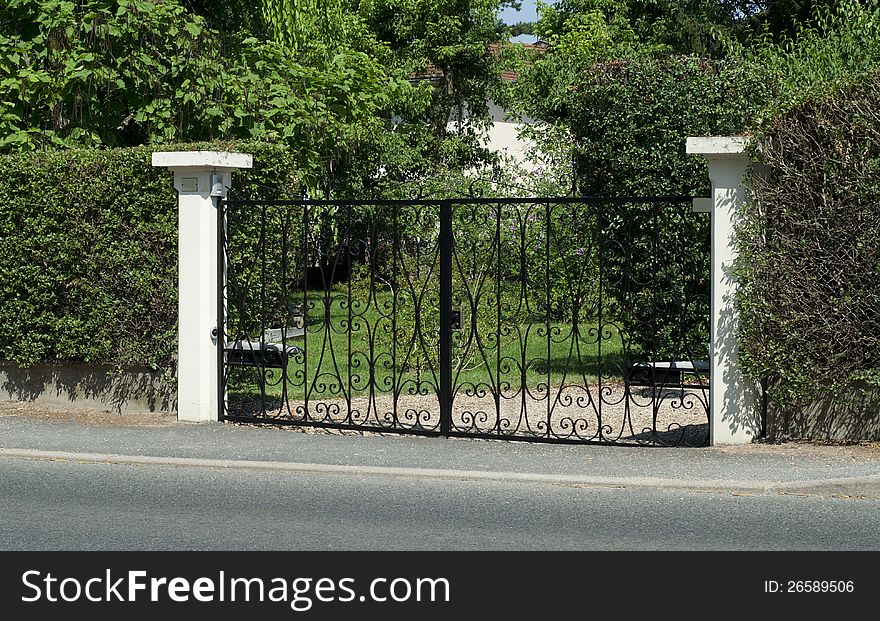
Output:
top-left (180, 177), bottom-right (199, 192)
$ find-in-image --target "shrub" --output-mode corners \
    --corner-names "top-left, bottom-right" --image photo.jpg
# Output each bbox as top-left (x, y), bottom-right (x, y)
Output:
top-left (738, 71), bottom-right (880, 406)
top-left (0, 141), bottom-right (300, 375)
top-left (520, 55), bottom-right (767, 360)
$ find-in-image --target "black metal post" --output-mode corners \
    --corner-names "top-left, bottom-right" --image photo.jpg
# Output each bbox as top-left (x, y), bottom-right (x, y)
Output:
top-left (439, 200), bottom-right (453, 436)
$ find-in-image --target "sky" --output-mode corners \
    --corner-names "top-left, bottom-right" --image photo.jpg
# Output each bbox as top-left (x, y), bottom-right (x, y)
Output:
top-left (498, 0), bottom-right (541, 25)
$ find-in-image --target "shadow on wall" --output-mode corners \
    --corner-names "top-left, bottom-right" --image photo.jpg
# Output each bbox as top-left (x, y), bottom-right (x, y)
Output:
top-left (0, 361), bottom-right (176, 414)
top-left (716, 193), bottom-right (762, 443)
top-left (767, 381), bottom-right (880, 441)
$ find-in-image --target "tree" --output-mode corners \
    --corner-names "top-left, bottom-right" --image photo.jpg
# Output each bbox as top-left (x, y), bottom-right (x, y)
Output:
top-left (533, 0), bottom-right (759, 59)
top-left (506, 21), bottom-right (536, 36)
top-left (737, 1), bottom-right (838, 41)
top-left (0, 0), bottom-right (421, 193)
top-left (358, 0), bottom-right (504, 166)
top-left (180, 0), bottom-right (269, 41)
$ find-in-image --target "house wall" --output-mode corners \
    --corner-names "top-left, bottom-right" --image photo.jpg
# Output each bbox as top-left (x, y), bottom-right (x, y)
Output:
top-left (446, 100), bottom-right (539, 172)
top-left (482, 121), bottom-right (538, 172)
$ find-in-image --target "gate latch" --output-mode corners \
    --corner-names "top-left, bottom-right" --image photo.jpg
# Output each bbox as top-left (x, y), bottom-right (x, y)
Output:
top-left (450, 310), bottom-right (461, 330)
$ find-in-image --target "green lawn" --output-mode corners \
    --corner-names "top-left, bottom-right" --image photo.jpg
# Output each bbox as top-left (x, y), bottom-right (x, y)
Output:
top-left (227, 289), bottom-right (628, 402)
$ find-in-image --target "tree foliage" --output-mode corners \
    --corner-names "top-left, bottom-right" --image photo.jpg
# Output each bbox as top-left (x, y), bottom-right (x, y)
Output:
top-left (0, 0), bottom-right (428, 190)
top-left (358, 0), bottom-right (503, 165)
top-left (503, 21), bottom-right (535, 37)
top-left (730, 0), bottom-right (880, 124)
top-left (534, 0), bottom-right (752, 60)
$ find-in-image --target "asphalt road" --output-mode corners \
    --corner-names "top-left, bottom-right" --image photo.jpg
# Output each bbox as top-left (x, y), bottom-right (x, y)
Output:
top-left (1, 455), bottom-right (877, 551)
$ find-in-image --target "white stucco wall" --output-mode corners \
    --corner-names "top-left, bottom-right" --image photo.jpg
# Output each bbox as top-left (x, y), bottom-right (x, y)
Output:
top-left (483, 121), bottom-right (537, 172)
top-left (445, 119), bottom-right (537, 172)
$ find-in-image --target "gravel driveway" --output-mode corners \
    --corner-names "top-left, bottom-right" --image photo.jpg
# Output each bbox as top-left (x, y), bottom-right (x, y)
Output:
top-left (229, 381), bottom-right (710, 445)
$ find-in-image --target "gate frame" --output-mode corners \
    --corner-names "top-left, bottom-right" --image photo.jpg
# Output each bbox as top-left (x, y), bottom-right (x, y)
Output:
top-left (154, 139), bottom-right (762, 445)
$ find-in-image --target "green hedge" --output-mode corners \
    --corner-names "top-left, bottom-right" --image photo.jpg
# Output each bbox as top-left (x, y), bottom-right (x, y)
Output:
top-left (560, 57), bottom-right (763, 197)
top-left (739, 71), bottom-right (880, 408)
top-left (0, 141), bottom-right (299, 374)
top-left (522, 56), bottom-right (767, 359)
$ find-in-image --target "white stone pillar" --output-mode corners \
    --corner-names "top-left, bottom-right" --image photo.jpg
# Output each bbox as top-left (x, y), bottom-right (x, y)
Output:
top-left (152, 151), bottom-right (253, 422)
top-left (686, 137), bottom-right (761, 445)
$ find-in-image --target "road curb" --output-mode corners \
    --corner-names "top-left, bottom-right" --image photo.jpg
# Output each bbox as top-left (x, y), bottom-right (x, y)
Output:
top-left (3, 447), bottom-right (879, 497)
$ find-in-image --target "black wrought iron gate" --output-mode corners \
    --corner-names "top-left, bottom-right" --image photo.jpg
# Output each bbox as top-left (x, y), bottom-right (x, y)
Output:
top-left (219, 195), bottom-right (710, 446)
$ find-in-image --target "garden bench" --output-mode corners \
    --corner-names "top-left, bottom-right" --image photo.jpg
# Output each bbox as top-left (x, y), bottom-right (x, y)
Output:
top-left (224, 324), bottom-right (305, 369)
top-left (224, 340), bottom-right (301, 369)
top-left (627, 360), bottom-right (709, 389)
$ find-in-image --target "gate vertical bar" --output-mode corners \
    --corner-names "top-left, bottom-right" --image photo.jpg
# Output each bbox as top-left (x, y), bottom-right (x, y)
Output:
top-left (217, 196), bottom-right (226, 421)
top-left (439, 199), bottom-right (453, 435)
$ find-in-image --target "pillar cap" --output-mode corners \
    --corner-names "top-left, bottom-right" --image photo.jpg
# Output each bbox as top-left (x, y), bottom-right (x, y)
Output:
top-left (686, 136), bottom-right (750, 158)
top-left (152, 150), bottom-right (253, 171)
